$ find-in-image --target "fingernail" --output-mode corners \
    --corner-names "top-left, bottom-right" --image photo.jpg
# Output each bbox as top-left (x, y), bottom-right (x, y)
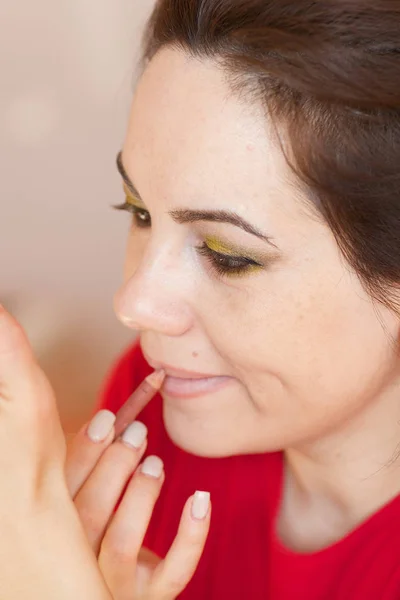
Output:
top-left (145, 369), bottom-right (166, 390)
top-left (121, 421), bottom-right (148, 449)
top-left (141, 455), bottom-right (163, 478)
top-left (87, 410), bottom-right (116, 443)
top-left (191, 491), bottom-right (210, 520)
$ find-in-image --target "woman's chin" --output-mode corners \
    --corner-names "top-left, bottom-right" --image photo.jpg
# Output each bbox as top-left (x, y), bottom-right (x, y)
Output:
top-left (161, 397), bottom-right (294, 457)
top-left (161, 401), bottom-right (236, 458)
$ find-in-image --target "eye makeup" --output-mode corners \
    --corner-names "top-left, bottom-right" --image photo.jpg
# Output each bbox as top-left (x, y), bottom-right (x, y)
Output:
top-left (121, 183), bottom-right (145, 207)
top-left (197, 235), bottom-right (266, 278)
top-left (113, 184), bottom-right (151, 228)
top-left (204, 236), bottom-right (266, 264)
top-left (113, 184), bottom-right (273, 278)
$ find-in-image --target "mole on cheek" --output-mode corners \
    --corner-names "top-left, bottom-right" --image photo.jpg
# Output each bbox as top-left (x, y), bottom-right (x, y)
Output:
top-left (192, 351), bottom-right (199, 358)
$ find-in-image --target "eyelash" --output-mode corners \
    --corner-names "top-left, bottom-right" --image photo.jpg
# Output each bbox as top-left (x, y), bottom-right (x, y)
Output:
top-left (113, 202), bottom-right (262, 277)
top-left (113, 201), bottom-right (151, 228)
top-left (197, 243), bottom-right (262, 277)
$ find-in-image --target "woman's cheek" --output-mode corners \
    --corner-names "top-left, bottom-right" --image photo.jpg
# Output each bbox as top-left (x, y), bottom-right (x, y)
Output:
top-left (124, 233), bottom-right (145, 282)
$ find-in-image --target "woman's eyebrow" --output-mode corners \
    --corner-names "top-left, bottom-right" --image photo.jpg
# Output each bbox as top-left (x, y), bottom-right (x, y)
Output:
top-left (116, 151), bottom-right (142, 199)
top-left (116, 151), bottom-right (276, 247)
top-left (170, 209), bottom-right (276, 246)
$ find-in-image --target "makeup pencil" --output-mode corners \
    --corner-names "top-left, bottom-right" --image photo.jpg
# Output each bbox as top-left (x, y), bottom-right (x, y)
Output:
top-left (114, 369), bottom-right (166, 438)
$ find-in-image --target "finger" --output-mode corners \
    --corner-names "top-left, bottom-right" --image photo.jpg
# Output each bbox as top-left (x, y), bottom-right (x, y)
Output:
top-left (73, 421), bottom-right (148, 554)
top-left (151, 491), bottom-right (211, 599)
top-left (135, 547), bottom-right (162, 597)
top-left (67, 367), bottom-right (164, 497)
top-left (65, 411), bottom-right (117, 497)
top-left (0, 310), bottom-right (67, 499)
top-left (0, 306), bottom-right (38, 401)
top-left (99, 455), bottom-right (165, 600)
top-left (0, 307), bottom-right (61, 450)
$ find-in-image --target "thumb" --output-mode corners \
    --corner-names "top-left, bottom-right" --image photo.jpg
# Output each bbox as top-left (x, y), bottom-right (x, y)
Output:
top-left (0, 304), bottom-right (60, 432)
top-left (0, 305), bottom-right (67, 477)
top-left (0, 304), bottom-right (38, 401)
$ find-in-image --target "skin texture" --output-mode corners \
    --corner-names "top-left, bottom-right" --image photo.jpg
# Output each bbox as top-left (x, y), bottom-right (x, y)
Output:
top-left (114, 48), bottom-right (400, 550)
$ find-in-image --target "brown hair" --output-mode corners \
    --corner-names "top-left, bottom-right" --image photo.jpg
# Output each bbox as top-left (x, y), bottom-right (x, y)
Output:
top-left (140, 0), bottom-right (400, 312)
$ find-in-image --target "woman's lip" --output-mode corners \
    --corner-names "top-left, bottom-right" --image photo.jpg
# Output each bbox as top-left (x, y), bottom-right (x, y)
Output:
top-left (143, 352), bottom-right (220, 380)
top-left (162, 375), bottom-right (233, 399)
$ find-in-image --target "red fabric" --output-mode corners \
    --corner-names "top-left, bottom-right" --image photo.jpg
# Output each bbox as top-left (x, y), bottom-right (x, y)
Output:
top-left (95, 342), bottom-right (400, 599)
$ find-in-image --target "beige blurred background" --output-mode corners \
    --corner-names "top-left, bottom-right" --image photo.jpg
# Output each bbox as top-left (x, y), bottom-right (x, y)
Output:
top-left (1, 0), bottom-right (155, 434)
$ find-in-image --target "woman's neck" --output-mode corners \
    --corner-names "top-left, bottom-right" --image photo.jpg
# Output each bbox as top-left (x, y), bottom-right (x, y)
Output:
top-left (278, 383), bottom-right (400, 553)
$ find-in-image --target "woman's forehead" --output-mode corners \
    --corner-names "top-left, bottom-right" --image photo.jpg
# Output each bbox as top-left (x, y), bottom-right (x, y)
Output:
top-left (126, 54), bottom-right (286, 200)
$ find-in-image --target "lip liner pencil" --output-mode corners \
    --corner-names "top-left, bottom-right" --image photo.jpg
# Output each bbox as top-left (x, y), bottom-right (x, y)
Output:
top-left (114, 369), bottom-right (166, 438)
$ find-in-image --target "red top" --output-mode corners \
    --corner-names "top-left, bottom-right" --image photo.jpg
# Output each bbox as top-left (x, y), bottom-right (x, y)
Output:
top-left (96, 343), bottom-right (400, 599)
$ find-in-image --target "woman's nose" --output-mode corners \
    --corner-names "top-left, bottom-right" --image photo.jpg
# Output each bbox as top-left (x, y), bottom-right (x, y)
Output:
top-left (113, 258), bottom-right (193, 337)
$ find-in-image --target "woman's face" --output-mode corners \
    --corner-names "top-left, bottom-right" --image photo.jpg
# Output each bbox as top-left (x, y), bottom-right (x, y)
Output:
top-left (115, 48), bottom-right (399, 457)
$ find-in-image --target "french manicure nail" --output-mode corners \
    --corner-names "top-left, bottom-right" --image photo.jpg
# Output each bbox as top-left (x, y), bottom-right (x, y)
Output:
top-left (141, 455), bottom-right (163, 478)
top-left (87, 410), bottom-right (116, 443)
top-left (191, 491), bottom-right (210, 520)
top-left (121, 421), bottom-right (148, 449)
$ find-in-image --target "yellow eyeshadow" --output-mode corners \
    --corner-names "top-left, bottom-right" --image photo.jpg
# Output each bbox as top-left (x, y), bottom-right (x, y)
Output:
top-left (205, 236), bottom-right (263, 263)
top-left (205, 236), bottom-right (237, 255)
top-left (123, 183), bottom-right (144, 208)
top-left (204, 236), bottom-right (264, 275)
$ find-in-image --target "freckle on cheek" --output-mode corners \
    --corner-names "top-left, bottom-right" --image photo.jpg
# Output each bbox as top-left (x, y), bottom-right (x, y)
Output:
top-left (192, 351), bottom-right (199, 358)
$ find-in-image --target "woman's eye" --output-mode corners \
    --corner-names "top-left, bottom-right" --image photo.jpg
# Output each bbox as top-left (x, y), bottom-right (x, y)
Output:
top-left (197, 242), bottom-right (262, 278)
top-left (113, 201), bottom-right (151, 229)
